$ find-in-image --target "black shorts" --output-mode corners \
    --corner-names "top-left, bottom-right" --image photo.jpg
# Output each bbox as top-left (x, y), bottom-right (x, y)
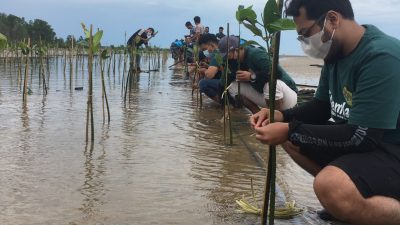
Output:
top-left (300, 142), bottom-right (400, 200)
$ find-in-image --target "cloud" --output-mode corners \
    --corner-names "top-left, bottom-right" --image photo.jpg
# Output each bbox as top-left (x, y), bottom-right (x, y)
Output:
top-left (352, 0), bottom-right (400, 22)
top-left (2, 0), bottom-right (399, 54)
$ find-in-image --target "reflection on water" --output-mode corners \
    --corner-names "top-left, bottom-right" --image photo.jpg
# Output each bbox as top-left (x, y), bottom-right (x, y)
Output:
top-left (0, 56), bottom-right (338, 225)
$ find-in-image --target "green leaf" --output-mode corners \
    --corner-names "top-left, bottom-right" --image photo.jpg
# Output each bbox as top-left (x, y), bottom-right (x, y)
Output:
top-left (81, 23), bottom-right (90, 39)
top-left (0, 33), bottom-right (7, 49)
top-left (77, 40), bottom-right (88, 48)
top-left (19, 42), bottom-right (30, 55)
top-left (243, 22), bottom-right (263, 37)
top-left (101, 49), bottom-right (110, 59)
top-left (263, 0), bottom-right (280, 26)
top-left (267, 18), bottom-right (296, 33)
top-left (92, 30), bottom-right (103, 52)
top-left (236, 6), bottom-right (257, 25)
top-left (93, 30), bottom-right (103, 46)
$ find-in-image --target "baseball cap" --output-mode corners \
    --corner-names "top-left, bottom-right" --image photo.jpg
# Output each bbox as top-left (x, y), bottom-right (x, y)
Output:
top-left (218, 35), bottom-right (239, 57)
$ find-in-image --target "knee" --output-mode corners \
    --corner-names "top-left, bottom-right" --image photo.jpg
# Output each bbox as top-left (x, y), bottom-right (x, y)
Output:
top-left (199, 79), bottom-right (206, 92)
top-left (314, 166), bottom-right (360, 219)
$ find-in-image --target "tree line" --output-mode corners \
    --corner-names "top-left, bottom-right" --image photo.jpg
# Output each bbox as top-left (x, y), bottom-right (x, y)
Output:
top-left (0, 12), bottom-right (81, 48)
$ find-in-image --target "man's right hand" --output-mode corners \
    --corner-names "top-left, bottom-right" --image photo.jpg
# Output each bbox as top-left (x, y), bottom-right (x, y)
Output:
top-left (250, 108), bottom-right (284, 128)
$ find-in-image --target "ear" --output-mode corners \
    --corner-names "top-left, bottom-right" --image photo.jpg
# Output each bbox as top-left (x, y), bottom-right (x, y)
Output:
top-left (326, 10), bottom-right (341, 30)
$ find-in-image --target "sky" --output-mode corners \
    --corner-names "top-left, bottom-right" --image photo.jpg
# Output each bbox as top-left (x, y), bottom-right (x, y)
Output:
top-left (3, 0), bottom-right (400, 55)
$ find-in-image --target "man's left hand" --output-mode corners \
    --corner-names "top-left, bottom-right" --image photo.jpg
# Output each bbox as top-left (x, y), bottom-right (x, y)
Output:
top-left (254, 122), bottom-right (289, 145)
top-left (236, 70), bottom-right (251, 81)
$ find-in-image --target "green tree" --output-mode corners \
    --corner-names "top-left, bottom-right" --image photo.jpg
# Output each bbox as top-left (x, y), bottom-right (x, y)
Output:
top-left (0, 14), bottom-right (28, 43)
top-left (27, 19), bottom-right (56, 43)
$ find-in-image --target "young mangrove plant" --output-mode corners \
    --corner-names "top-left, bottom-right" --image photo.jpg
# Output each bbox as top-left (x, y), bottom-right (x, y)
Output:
top-left (36, 39), bottom-right (48, 95)
top-left (100, 48), bottom-right (111, 123)
top-left (0, 33), bottom-right (7, 93)
top-left (236, 1), bottom-right (298, 224)
top-left (81, 23), bottom-right (104, 142)
top-left (20, 39), bottom-right (31, 105)
top-left (221, 23), bottom-right (233, 145)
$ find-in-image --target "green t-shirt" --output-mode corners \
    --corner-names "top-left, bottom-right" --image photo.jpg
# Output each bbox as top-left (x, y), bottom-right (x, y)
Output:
top-left (315, 25), bottom-right (400, 145)
top-left (220, 46), bottom-right (298, 92)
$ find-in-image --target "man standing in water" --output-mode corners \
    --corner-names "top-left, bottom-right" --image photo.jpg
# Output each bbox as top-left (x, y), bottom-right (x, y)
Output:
top-left (127, 27), bottom-right (155, 71)
top-left (251, 0), bottom-right (400, 224)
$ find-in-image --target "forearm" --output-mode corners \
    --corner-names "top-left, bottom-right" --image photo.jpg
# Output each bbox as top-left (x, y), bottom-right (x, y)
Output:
top-left (281, 98), bottom-right (331, 124)
top-left (265, 99), bottom-right (284, 111)
top-left (288, 122), bottom-right (384, 153)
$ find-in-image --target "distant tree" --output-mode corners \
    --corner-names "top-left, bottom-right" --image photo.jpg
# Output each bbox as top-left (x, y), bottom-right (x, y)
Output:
top-left (0, 14), bottom-right (28, 43)
top-left (54, 37), bottom-right (66, 48)
top-left (27, 19), bottom-right (56, 43)
top-left (65, 35), bottom-right (76, 48)
top-left (0, 12), bottom-right (61, 45)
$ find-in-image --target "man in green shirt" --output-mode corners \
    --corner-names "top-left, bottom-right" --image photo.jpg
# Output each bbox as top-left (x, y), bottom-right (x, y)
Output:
top-left (218, 36), bottom-right (298, 113)
top-left (251, 0), bottom-right (400, 224)
top-left (198, 34), bottom-right (223, 103)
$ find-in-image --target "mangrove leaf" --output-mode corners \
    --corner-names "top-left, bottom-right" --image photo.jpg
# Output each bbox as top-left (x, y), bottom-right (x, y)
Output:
top-left (243, 22), bottom-right (263, 37)
top-left (267, 18), bottom-right (296, 33)
top-left (236, 6), bottom-right (257, 25)
top-left (263, 0), bottom-right (280, 27)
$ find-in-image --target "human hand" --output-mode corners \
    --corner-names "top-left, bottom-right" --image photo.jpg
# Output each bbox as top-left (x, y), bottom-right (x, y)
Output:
top-left (199, 67), bottom-right (207, 74)
top-left (236, 70), bottom-right (251, 81)
top-left (249, 108), bottom-right (284, 128)
top-left (254, 122), bottom-right (289, 145)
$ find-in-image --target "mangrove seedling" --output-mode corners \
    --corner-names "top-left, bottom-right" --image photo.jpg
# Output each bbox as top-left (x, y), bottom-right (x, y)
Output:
top-left (236, 1), bottom-right (296, 224)
top-left (100, 48), bottom-right (111, 123)
top-left (81, 23), bottom-right (104, 142)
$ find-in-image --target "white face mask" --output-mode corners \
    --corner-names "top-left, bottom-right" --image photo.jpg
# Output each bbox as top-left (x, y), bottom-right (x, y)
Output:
top-left (203, 50), bottom-right (210, 57)
top-left (299, 19), bottom-right (335, 59)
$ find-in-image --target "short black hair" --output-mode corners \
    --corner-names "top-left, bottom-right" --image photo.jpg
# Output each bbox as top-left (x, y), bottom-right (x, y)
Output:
top-left (194, 16), bottom-right (201, 24)
top-left (219, 27), bottom-right (224, 30)
top-left (148, 27), bottom-right (154, 34)
top-left (285, 0), bottom-right (354, 21)
top-left (198, 33), bottom-right (218, 46)
top-left (185, 21), bottom-right (192, 27)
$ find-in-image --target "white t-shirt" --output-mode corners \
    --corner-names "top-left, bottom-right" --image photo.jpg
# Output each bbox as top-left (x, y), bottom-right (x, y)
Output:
top-left (195, 23), bottom-right (205, 35)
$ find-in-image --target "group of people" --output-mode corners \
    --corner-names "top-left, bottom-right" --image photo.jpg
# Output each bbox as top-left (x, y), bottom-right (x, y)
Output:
top-left (174, 0), bottom-right (400, 224)
top-left (170, 16), bottom-right (226, 63)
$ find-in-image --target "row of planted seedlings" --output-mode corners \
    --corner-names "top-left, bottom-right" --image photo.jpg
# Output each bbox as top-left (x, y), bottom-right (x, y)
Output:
top-left (0, 30), bottom-right (163, 142)
top-left (122, 45), bottom-right (164, 104)
top-left (139, 47), bottom-right (162, 73)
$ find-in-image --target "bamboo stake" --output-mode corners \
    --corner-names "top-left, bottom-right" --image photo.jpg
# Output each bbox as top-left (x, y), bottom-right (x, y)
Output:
top-left (22, 38), bottom-right (30, 104)
top-left (261, 1), bottom-right (284, 224)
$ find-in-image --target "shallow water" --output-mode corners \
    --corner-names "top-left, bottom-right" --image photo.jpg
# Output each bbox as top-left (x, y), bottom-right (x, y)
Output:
top-left (0, 55), bottom-right (340, 225)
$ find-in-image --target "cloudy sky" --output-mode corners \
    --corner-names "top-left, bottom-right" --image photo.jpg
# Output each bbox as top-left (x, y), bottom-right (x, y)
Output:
top-left (3, 0), bottom-right (400, 55)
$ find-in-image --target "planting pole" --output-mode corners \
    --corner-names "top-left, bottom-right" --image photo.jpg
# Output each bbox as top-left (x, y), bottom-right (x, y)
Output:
top-left (236, 5), bottom-right (244, 108)
top-left (22, 38), bottom-right (30, 104)
top-left (261, 1), bottom-right (284, 224)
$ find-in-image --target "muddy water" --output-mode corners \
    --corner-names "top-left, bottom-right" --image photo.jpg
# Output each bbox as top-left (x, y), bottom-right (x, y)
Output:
top-left (0, 56), bottom-right (338, 225)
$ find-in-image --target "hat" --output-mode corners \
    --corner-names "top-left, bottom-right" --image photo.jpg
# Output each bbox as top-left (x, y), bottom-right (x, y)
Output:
top-left (218, 35), bottom-right (239, 57)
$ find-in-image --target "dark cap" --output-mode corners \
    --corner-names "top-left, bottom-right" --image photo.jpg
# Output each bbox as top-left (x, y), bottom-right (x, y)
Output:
top-left (218, 35), bottom-right (239, 57)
